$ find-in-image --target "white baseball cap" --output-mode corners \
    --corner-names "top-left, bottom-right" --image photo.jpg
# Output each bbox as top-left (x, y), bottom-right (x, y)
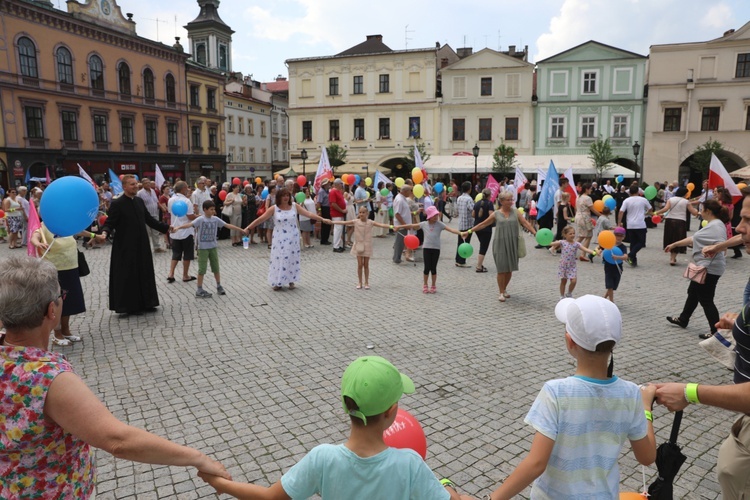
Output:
top-left (555, 295), bottom-right (621, 351)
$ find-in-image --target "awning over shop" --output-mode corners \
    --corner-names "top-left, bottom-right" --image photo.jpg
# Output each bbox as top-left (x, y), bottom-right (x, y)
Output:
top-left (420, 154), bottom-right (635, 177)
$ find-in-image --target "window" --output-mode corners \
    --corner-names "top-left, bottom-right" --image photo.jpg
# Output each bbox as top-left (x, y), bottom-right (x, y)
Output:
top-left (190, 85), bottom-right (200, 107)
top-left (167, 122), bottom-right (178, 147)
top-left (353, 75), bottom-right (363, 94)
top-left (612, 115), bottom-right (629, 138)
top-left (353, 119), bottom-right (365, 140)
top-left (191, 124), bottom-right (201, 147)
top-left (248, 119), bottom-right (254, 136)
top-left (701, 107), bottom-right (720, 131)
top-left (329, 119), bottom-right (340, 140)
top-left (228, 146), bottom-right (235, 162)
top-left (302, 120), bottom-right (312, 141)
top-left (329, 77), bottom-right (339, 95)
top-left (165, 74), bottom-right (176, 103)
top-left (580, 116), bottom-right (596, 138)
top-left (746, 108), bottom-right (750, 131)
top-left (207, 88), bottom-right (216, 110)
top-left (146, 120), bottom-right (157, 146)
top-left (737, 53), bottom-right (750, 78)
top-left (18, 37), bottom-right (38, 78)
top-left (118, 62), bottom-right (131, 96)
top-left (93, 114), bottom-right (108, 143)
top-left (218, 43), bottom-right (228, 71)
top-left (550, 116), bottom-right (565, 138)
top-left (506, 74), bottom-right (520, 98)
top-left (237, 117), bottom-right (243, 134)
top-left (89, 55), bottom-right (104, 90)
top-left (248, 148), bottom-right (255, 162)
top-left (120, 117), bottom-right (134, 144)
top-left (143, 69), bottom-right (155, 100)
top-left (262, 149), bottom-right (267, 163)
top-left (56, 47), bottom-right (73, 85)
top-left (664, 108), bottom-right (681, 132)
top-left (409, 72), bottom-right (420, 91)
top-left (208, 127), bottom-right (217, 149)
top-left (261, 121), bottom-right (266, 137)
top-left (505, 117), bottom-right (519, 141)
top-left (480, 77), bottom-right (492, 96)
top-left (409, 117), bottom-right (420, 139)
top-left (196, 43), bottom-right (207, 65)
top-left (25, 106), bottom-right (44, 139)
top-left (452, 119), bottom-right (465, 141)
top-left (612, 68), bottom-right (633, 94)
top-left (379, 118), bottom-right (390, 139)
top-left (582, 71), bottom-right (597, 94)
top-left (238, 147), bottom-right (244, 162)
top-left (550, 71), bottom-right (569, 96)
top-left (453, 76), bottom-right (466, 98)
top-left (479, 118), bottom-right (492, 141)
top-left (379, 74), bottom-right (389, 93)
top-left (227, 116), bottom-right (234, 133)
top-left (61, 111), bottom-right (78, 141)
top-left (301, 79), bottom-right (311, 97)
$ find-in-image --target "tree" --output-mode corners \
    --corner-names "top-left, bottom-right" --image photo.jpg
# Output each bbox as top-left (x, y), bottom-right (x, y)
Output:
top-left (326, 144), bottom-right (347, 167)
top-left (588, 137), bottom-right (616, 180)
top-left (402, 141), bottom-right (431, 169)
top-left (687, 139), bottom-right (731, 174)
top-left (492, 142), bottom-right (517, 175)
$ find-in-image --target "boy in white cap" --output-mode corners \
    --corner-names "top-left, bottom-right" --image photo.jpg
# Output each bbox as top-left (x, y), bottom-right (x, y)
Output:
top-left (198, 355), bottom-right (474, 499)
top-left (489, 296), bottom-right (656, 500)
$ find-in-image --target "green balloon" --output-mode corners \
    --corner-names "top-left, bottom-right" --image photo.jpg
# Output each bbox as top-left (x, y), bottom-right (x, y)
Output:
top-left (447, 186), bottom-right (453, 193)
top-left (644, 185), bottom-right (657, 201)
top-left (295, 192), bottom-right (306, 204)
top-left (458, 242), bottom-right (474, 259)
top-left (380, 188), bottom-right (390, 196)
top-left (535, 228), bottom-right (554, 247)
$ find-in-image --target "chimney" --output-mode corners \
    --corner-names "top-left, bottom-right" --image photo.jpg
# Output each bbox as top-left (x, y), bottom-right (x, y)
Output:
top-left (366, 34), bottom-right (383, 42)
top-left (508, 45), bottom-right (516, 55)
top-left (457, 47), bottom-right (473, 58)
top-left (724, 28), bottom-right (736, 37)
top-left (276, 75), bottom-right (287, 81)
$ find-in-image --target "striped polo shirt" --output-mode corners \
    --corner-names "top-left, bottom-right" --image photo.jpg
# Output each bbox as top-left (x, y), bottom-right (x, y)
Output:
top-left (734, 303), bottom-right (750, 384)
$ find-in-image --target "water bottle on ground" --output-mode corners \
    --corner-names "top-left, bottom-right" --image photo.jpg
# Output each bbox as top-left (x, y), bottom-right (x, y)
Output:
top-left (242, 236), bottom-right (249, 249)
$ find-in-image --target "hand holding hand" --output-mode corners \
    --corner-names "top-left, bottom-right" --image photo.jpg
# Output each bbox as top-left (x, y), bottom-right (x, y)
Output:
top-left (654, 383), bottom-right (689, 412)
top-left (195, 455), bottom-right (231, 480)
top-left (640, 383), bottom-right (656, 410)
top-left (94, 234), bottom-right (107, 244)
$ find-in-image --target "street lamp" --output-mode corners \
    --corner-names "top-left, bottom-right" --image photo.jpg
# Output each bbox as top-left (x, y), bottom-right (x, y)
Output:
top-left (472, 143), bottom-right (479, 188)
top-left (632, 141), bottom-right (641, 181)
top-left (363, 164), bottom-right (369, 179)
top-left (301, 148), bottom-right (308, 178)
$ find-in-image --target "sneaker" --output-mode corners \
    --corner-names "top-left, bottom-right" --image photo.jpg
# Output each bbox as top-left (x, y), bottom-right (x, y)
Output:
top-left (216, 285), bottom-right (226, 296)
top-left (50, 335), bottom-right (71, 346)
top-left (196, 289), bottom-right (213, 298)
top-left (64, 335), bottom-right (82, 342)
top-left (565, 292), bottom-right (573, 298)
top-left (429, 285), bottom-right (436, 294)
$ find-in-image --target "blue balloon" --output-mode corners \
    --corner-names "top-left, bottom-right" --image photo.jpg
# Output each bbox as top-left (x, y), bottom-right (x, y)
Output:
top-left (261, 187), bottom-right (269, 200)
top-left (134, 174), bottom-right (139, 181)
top-left (354, 175), bottom-right (361, 185)
top-left (172, 200), bottom-right (188, 217)
top-left (616, 175), bottom-right (624, 184)
top-left (603, 246), bottom-right (624, 265)
top-left (40, 177), bottom-right (99, 237)
top-left (604, 197), bottom-right (617, 210)
top-left (434, 182), bottom-right (444, 194)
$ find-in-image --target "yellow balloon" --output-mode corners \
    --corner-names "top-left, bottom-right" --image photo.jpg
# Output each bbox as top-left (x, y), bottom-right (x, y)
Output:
top-left (395, 177), bottom-right (405, 188)
top-left (365, 177), bottom-right (372, 186)
top-left (475, 193), bottom-right (483, 202)
top-left (413, 184), bottom-right (425, 198)
top-left (602, 194), bottom-right (613, 202)
top-left (518, 207), bottom-right (525, 213)
top-left (702, 220), bottom-right (708, 228)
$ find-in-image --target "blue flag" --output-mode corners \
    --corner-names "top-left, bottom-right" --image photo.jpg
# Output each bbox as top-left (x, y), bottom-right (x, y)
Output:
top-left (536, 160), bottom-right (559, 218)
top-left (108, 169), bottom-right (123, 196)
top-left (24, 168), bottom-right (30, 185)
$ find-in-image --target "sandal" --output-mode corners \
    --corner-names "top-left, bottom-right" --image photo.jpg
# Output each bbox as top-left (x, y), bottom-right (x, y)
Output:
top-left (288, 283), bottom-right (295, 289)
top-left (503, 292), bottom-right (511, 298)
top-left (364, 285), bottom-right (370, 290)
top-left (64, 335), bottom-right (82, 342)
top-left (183, 276), bottom-right (196, 282)
top-left (50, 335), bottom-right (71, 346)
top-left (423, 285), bottom-right (429, 294)
top-left (356, 284), bottom-right (362, 289)
top-left (273, 286), bottom-right (283, 291)
top-left (167, 277), bottom-right (176, 283)
top-left (429, 285), bottom-right (436, 294)
top-left (498, 294), bottom-right (506, 302)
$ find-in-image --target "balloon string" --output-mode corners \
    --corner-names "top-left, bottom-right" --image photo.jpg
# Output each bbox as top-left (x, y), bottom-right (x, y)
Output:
top-left (40, 238), bottom-right (55, 260)
top-left (641, 464), bottom-right (650, 496)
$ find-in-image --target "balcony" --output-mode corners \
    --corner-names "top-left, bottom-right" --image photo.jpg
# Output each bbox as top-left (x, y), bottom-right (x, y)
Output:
top-left (546, 137), bottom-right (567, 147)
top-left (610, 136), bottom-right (631, 147)
top-left (576, 137), bottom-right (596, 146)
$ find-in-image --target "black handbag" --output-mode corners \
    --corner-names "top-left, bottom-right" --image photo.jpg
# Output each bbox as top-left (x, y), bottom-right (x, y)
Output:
top-left (77, 249), bottom-right (90, 277)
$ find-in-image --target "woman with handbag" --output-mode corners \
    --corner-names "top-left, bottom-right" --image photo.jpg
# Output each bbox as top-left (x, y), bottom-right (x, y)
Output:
top-left (653, 186), bottom-right (699, 266)
top-left (665, 199), bottom-right (729, 339)
top-left (30, 222), bottom-right (90, 346)
top-left (223, 184), bottom-right (244, 246)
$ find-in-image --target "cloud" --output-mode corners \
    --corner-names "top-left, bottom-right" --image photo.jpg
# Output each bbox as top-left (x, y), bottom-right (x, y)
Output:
top-left (702, 3), bottom-right (732, 30)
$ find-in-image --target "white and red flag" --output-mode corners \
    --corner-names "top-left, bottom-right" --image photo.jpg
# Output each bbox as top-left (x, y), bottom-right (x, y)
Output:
top-left (154, 164), bottom-right (166, 191)
top-left (485, 174), bottom-right (501, 202)
top-left (78, 163), bottom-right (98, 190)
top-left (708, 153), bottom-right (742, 203)
top-left (26, 198), bottom-right (42, 257)
top-left (313, 148), bottom-right (334, 191)
top-left (563, 167), bottom-right (577, 207)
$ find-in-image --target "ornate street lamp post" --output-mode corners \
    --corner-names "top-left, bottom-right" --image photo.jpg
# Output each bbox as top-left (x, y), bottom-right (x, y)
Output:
top-left (472, 143), bottom-right (479, 189)
top-left (632, 141), bottom-right (641, 182)
top-left (301, 148), bottom-right (308, 178)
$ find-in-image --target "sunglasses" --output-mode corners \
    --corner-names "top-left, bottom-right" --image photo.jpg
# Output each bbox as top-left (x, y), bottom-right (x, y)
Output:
top-left (57, 289), bottom-right (68, 302)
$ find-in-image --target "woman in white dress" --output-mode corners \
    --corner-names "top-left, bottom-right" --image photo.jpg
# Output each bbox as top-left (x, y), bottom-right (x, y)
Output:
top-left (245, 188), bottom-right (330, 290)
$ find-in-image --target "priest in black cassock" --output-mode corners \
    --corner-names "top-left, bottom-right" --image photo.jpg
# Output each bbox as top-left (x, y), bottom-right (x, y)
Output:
top-left (96, 175), bottom-right (171, 315)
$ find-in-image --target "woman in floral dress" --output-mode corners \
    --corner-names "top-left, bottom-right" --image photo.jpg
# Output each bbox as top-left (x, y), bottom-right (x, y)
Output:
top-left (245, 188), bottom-right (330, 290)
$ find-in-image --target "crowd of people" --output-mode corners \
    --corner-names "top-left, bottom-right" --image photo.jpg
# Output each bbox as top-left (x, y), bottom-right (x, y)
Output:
top-left (1, 169), bottom-right (750, 499)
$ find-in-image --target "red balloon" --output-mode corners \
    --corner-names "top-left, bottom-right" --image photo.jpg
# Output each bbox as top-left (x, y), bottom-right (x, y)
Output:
top-left (218, 190), bottom-right (227, 201)
top-left (404, 234), bottom-right (419, 250)
top-left (243, 180), bottom-right (250, 187)
top-left (0, 210), bottom-right (5, 218)
top-left (346, 174), bottom-right (356, 186)
top-left (119, 174), bottom-right (124, 180)
top-left (651, 215), bottom-right (662, 224)
top-left (98, 215), bottom-right (107, 226)
top-left (232, 177), bottom-right (241, 185)
top-left (383, 409), bottom-right (427, 459)
top-left (297, 175), bottom-right (307, 187)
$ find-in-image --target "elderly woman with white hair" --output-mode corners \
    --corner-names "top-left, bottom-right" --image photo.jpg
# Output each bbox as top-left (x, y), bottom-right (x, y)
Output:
top-left (0, 256), bottom-right (230, 498)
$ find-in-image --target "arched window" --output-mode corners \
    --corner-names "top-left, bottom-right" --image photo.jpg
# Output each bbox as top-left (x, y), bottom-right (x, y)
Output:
top-left (196, 44), bottom-right (206, 65)
top-left (118, 62), bottom-right (131, 95)
top-left (165, 74), bottom-right (176, 103)
top-left (56, 47), bottom-right (73, 84)
top-left (143, 68), bottom-right (155, 99)
top-left (18, 37), bottom-right (38, 78)
top-left (89, 55), bottom-right (104, 90)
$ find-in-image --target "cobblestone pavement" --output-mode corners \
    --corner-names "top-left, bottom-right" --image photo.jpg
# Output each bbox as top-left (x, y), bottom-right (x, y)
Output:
top-left (2, 221), bottom-right (747, 499)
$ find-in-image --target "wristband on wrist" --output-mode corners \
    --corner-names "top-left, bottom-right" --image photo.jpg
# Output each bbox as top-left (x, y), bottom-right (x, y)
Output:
top-left (685, 383), bottom-right (700, 404)
top-left (440, 479), bottom-right (455, 489)
top-left (90, 232), bottom-right (95, 239)
top-left (644, 410), bottom-right (653, 422)
top-left (468, 229), bottom-right (473, 234)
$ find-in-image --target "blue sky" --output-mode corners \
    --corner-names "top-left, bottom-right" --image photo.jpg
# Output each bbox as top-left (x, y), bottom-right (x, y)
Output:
top-left (109, 0), bottom-right (750, 82)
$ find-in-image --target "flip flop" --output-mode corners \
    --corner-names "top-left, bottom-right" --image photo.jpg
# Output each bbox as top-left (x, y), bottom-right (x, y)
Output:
top-left (183, 276), bottom-right (196, 282)
top-left (167, 277), bottom-right (176, 283)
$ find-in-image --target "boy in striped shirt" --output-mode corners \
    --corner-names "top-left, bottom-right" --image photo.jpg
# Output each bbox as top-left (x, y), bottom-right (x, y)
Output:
top-left (490, 296), bottom-right (656, 499)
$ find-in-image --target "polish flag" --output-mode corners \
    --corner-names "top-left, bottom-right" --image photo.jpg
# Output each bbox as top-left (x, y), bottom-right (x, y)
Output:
top-left (708, 153), bottom-right (742, 203)
top-left (78, 163), bottom-right (98, 191)
top-left (485, 174), bottom-right (501, 202)
top-left (563, 167), bottom-right (577, 207)
top-left (313, 148), bottom-right (334, 191)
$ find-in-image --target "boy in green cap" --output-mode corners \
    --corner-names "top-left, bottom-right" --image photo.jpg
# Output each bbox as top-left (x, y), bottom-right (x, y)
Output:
top-left (198, 356), bottom-right (473, 499)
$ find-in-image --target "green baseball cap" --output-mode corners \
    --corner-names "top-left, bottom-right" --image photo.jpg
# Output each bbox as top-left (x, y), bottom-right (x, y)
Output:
top-left (340, 356), bottom-right (415, 425)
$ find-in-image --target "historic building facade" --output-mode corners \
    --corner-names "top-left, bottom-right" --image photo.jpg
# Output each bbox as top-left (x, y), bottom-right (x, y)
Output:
top-left (224, 77), bottom-right (273, 180)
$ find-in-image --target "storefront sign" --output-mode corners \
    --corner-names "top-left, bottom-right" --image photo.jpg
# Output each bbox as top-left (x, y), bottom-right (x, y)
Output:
top-left (201, 164), bottom-right (213, 170)
top-left (120, 164), bottom-right (136, 171)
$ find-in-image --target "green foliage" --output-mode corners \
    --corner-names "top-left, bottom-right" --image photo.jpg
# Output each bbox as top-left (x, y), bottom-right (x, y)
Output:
top-left (588, 138), bottom-right (616, 179)
top-left (326, 144), bottom-right (347, 167)
top-left (492, 142), bottom-right (517, 175)
top-left (687, 139), bottom-right (731, 173)
top-left (403, 141), bottom-right (431, 169)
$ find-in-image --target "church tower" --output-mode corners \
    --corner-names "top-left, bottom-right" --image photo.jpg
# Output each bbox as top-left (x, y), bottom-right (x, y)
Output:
top-left (184, 0), bottom-right (234, 72)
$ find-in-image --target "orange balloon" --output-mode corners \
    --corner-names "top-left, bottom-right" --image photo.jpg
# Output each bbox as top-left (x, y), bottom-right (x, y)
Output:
top-left (598, 230), bottom-right (616, 250)
top-left (593, 200), bottom-right (605, 213)
top-left (687, 182), bottom-right (695, 192)
top-left (255, 177), bottom-right (262, 185)
top-left (738, 183), bottom-right (747, 190)
top-left (341, 174), bottom-right (348, 185)
top-left (686, 189), bottom-right (693, 198)
top-left (619, 493), bottom-right (647, 500)
top-left (412, 167), bottom-right (424, 184)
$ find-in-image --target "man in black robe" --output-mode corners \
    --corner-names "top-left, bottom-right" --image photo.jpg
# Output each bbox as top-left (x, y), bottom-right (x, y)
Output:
top-left (96, 175), bottom-right (170, 314)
